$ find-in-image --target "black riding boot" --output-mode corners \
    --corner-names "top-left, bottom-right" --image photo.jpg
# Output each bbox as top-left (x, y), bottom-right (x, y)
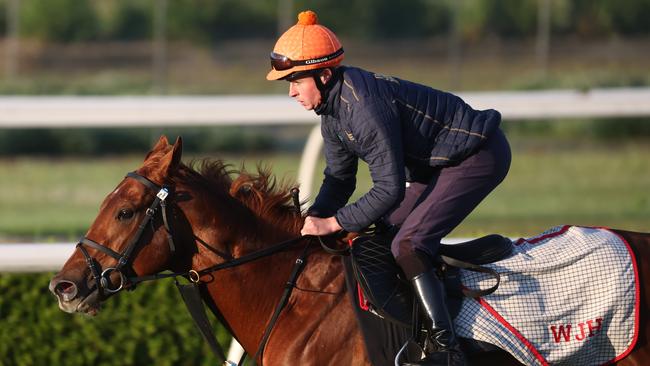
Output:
top-left (404, 269), bottom-right (466, 366)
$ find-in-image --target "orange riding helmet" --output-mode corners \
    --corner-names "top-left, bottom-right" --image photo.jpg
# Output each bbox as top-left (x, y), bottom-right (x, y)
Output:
top-left (266, 10), bottom-right (344, 81)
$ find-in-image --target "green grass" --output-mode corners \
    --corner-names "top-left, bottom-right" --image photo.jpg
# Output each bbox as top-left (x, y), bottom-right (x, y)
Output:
top-left (456, 142), bottom-right (650, 236)
top-left (1, 139), bottom-right (649, 242)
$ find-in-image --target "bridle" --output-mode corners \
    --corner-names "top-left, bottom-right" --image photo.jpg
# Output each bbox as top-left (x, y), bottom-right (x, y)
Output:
top-left (77, 171), bottom-right (313, 293)
top-left (74, 170), bottom-right (314, 365)
top-left (76, 171), bottom-right (178, 296)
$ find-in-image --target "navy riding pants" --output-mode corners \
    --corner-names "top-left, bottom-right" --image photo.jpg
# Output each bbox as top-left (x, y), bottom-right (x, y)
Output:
top-left (387, 128), bottom-right (511, 265)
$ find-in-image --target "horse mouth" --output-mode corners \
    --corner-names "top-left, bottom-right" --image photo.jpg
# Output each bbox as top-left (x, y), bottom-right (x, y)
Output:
top-left (75, 291), bottom-right (102, 316)
top-left (56, 287), bottom-right (102, 316)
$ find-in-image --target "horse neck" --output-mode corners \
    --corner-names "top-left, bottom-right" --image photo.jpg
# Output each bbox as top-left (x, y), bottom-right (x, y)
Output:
top-left (179, 185), bottom-right (304, 352)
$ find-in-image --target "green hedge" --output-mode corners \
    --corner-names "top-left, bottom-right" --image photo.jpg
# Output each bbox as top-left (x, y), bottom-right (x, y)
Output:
top-left (0, 273), bottom-right (231, 366)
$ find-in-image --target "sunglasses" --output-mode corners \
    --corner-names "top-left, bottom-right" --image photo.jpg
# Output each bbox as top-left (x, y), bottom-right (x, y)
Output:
top-left (270, 48), bottom-right (344, 71)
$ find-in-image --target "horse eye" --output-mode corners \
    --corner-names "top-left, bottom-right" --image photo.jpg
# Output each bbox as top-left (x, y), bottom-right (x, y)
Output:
top-left (117, 209), bottom-right (134, 221)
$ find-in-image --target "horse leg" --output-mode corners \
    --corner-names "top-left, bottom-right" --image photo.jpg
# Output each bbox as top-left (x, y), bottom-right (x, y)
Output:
top-left (614, 231), bottom-right (650, 366)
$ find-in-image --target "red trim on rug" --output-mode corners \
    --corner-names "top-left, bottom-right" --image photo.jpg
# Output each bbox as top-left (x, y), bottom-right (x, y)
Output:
top-left (476, 297), bottom-right (549, 366)
top-left (599, 227), bottom-right (641, 365)
top-left (515, 224), bottom-right (571, 246)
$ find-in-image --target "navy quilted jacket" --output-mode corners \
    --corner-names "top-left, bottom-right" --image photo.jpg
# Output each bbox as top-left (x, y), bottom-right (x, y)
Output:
top-left (308, 66), bottom-right (501, 232)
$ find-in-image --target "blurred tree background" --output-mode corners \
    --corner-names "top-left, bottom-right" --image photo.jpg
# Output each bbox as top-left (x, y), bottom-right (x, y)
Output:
top-left (1, 0), bottom-right (649, 156)
top-left (2, 0), bottom-right (649, 42)
top-left (2, 0), bottom-right (649, 96)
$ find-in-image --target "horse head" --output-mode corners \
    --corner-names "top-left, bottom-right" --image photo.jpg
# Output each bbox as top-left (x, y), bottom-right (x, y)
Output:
top-left (47, 135), bottom-right (384, 364)
top-left (49, 135), bottom-right (188, 315)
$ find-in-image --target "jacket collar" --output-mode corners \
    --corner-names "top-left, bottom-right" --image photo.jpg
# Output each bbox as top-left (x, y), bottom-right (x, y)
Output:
top-left (314, 67), bottom-right (344, 118)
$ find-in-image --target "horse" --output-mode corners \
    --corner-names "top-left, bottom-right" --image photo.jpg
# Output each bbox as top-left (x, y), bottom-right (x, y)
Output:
top-left (49, 136), bottom-right (650, 365)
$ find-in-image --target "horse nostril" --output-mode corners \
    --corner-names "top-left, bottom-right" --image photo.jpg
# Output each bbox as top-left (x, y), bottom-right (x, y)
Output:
top-left (55, 281), bottom-right (78, 302)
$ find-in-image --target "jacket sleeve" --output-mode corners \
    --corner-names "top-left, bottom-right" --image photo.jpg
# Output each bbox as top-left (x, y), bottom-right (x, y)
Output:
top-left (335, 100), bottom-right (405, 232)
top-left (307, 119), bottom-right (358, 218)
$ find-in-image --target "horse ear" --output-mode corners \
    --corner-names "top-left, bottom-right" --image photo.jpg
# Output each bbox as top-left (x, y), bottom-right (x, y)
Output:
top-left (154, 135), bottom-right (170, 151)
top-left (144, 135), bottom-right (171, 161)
top-left (158, 136), bottom-right (183, 176)
top-left (169, 136), bottom-right (183, 172)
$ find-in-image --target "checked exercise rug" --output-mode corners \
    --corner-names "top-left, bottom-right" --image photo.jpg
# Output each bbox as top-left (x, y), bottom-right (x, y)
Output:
top-left (454, 225), bottom-right (639, 365)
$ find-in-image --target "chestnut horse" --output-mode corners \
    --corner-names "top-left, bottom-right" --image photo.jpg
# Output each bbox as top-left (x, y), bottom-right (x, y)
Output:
top-left (50, 136), bottom-right (650, 365)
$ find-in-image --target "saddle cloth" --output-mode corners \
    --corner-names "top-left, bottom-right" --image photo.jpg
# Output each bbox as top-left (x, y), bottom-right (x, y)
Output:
top-left (455, 225), bottom-right (639, 365)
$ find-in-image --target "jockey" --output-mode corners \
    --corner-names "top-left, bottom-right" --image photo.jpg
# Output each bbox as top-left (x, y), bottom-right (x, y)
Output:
top-left (267, 10), bottom-right (511, 366)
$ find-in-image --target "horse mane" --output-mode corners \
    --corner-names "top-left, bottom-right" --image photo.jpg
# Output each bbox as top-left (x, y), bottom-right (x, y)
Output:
top-left (174, 159), bottom-right (302, 236)
top-left (176, 159), bottom-right (234, 196)
top-left (230, 164), bottom-right (303, 234)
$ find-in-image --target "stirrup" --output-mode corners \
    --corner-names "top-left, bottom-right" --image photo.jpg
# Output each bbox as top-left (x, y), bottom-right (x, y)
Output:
top-left (402, 344), bottom-right (465, 366)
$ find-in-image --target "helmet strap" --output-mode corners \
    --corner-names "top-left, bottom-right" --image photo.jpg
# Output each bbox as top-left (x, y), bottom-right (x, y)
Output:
top-left (313, 68), bottom-right (339, 115)
top-left (313, 70), bottom-right (328, 92)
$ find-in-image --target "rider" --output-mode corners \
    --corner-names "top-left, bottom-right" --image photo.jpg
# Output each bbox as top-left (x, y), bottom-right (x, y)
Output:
top-left (267, 10), bottom-right (511, 366)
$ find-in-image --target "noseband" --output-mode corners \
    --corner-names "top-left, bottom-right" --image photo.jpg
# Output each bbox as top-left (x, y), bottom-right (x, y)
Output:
top-left (76, 171), bottom-right (177, 296)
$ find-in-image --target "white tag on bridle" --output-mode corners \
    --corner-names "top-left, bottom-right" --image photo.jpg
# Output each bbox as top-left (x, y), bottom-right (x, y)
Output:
top-left (156, 188), bottom-right (169, 201)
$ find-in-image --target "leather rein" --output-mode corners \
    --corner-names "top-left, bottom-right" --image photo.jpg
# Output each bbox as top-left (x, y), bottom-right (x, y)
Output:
top-left (75, 171), bottom-right (312, 365)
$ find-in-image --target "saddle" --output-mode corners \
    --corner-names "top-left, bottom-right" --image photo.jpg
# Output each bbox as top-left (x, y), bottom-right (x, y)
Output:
top-left (349, 233), bottom-right (512, 327)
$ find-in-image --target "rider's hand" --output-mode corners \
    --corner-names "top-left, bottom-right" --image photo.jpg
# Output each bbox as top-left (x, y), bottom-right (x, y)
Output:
top-left (301, 216), bottom-right (342, 236)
